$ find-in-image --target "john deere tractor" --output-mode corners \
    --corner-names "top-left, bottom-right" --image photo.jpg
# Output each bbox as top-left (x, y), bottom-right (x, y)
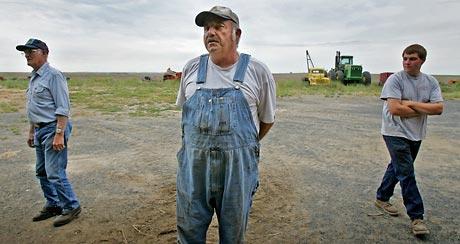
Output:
top-left (328, 51), bottom-right (371, 85)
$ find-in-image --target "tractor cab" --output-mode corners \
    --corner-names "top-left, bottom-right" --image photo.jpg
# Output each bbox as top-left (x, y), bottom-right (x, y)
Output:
top-left (340, 56), bottom-right (353, 65)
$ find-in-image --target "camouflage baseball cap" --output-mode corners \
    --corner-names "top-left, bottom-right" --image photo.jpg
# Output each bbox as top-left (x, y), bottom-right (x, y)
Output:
top-left (195, 6), bottom-right (239, 27)
top-left (16, 38), bottom-right (49, 53)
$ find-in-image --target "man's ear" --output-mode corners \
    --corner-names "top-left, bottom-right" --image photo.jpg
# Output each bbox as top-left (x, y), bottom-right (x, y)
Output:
top-left (235, 28), bottom-right (242, 45)
top-left (236, 28), bottom-right (242, 38)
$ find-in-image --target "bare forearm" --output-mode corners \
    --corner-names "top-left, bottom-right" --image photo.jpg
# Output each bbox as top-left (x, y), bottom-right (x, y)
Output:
top-left (56, 115), bottom-right (68, 130)
top-left (388, 99), bottom-right (420, 118)
top-left (259, 122), bottom-right (274, 140)
top-left (404, 101), bottom-right (443, 115)
top-left (395, 107), bottom-right (420, 118)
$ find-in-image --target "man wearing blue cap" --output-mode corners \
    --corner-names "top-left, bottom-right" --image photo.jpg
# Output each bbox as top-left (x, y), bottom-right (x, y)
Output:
top-left (175, 6), bottom-right (276, 243)
top-left (16, 38), bottom-right (81, 227)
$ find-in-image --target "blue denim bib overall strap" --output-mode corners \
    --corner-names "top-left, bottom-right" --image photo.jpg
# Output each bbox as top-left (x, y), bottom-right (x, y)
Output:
top-left (34, 121), bottom-right (80, 212)
top-left (177, 53), bottom-right (260, 244)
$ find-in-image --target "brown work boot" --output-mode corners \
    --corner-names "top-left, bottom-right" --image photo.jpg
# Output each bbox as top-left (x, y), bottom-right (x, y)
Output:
top-left (411, 219), bottom-right (429, 235)
top-left (375, 199), bottom-right (399, 216)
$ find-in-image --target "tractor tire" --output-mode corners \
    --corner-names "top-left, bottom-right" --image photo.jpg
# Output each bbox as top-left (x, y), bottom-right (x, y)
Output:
top-left (363, 71), bottom-right (371, 86)
top-left (303, 78), bottom-right (310, 86)
top-left (337, 71), bottom-right (345, 84)
top-left (329, 70), bottom-right (336, 80)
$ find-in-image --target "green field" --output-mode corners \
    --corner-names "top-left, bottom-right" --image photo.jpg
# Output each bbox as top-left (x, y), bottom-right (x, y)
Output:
top-left (1, 74), bottom-right (459, 115)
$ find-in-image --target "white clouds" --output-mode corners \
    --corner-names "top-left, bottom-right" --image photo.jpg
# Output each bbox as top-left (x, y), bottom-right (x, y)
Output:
top-left (1, 0), bottom-right (459, 74)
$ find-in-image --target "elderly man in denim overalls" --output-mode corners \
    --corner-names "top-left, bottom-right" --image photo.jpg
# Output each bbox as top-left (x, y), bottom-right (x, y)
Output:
top-left (175, 6), bottom-right (276, 243)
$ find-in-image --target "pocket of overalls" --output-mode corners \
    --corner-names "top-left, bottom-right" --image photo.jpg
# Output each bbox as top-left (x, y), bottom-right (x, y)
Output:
top-left (211, 97), bottom-right (233, 135)
top-left (254, 145), bottom-right (260, 163)
top-left (190, 96), bottom-right (209, 132)
top-left (176, 145), bottom-right (185, 166)
top-left (215, 103), bottom-right (231, 134)
top-left (194, 96), bottom-right (233, 135)
top-left (251, 145), bottom-right (260, 197)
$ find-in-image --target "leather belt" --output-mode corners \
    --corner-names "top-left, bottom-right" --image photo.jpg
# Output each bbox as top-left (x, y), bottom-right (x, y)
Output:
top-left (33, 120), bottom-right (56, 128)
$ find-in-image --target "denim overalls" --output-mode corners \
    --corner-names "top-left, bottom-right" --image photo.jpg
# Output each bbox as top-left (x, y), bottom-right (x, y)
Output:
top-left (177, 54), bottom-right (260, 244)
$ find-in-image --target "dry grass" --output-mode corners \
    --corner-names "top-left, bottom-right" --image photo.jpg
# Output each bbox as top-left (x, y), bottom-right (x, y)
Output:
top-left (1, 73), bottom-right (459, 115)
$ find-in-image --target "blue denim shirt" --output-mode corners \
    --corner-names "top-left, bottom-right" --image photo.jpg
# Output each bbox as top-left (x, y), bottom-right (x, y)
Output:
top-left (26, 62), bottom-right (70, 123)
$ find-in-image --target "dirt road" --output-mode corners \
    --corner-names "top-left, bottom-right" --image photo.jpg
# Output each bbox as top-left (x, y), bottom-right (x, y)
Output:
top-left (1, 96), bottom-right (459, 243)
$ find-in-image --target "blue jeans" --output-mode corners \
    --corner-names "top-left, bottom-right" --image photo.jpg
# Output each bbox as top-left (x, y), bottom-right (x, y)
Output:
top-left (34, 121), bottom-right (80, 212)
top-left (376, 135), bottom-right (423, 220)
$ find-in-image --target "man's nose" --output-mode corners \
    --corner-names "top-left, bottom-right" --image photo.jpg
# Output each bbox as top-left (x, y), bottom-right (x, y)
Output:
top-left (206, 27), bottom-right (217, 35)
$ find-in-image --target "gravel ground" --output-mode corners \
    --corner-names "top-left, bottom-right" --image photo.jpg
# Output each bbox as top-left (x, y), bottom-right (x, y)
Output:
top-left (1, 96), bottom-right (459, 243)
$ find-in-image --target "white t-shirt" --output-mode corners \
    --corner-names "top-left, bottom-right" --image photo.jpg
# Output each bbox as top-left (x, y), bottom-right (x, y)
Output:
top-left (176, 54), bottom-right (276, 132)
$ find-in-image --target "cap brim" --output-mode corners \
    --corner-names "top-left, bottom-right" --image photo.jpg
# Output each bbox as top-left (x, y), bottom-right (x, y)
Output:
top-left (195, 11), bottom-right (231, 27)
top-left (16, 44), bottom-right (37, 51)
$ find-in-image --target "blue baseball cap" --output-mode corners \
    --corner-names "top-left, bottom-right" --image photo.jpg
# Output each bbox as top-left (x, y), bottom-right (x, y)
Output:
top-left (16, 38), bottom-right (49, 53)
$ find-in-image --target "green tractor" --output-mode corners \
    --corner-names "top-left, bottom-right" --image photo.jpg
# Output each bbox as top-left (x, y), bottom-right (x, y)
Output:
top-left (328, 51), bottom-right (371, 85)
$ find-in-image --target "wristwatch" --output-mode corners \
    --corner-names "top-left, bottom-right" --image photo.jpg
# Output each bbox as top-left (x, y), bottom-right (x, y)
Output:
top-left (55, 128), bottom-right (63, 134)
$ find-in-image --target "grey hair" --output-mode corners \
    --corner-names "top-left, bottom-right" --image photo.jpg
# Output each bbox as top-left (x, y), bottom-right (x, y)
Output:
top-left (231, 22), bottom-right (240, 46)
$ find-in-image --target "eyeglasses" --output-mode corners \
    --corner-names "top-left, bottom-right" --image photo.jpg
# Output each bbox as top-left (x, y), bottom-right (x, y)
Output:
top-left (21, 49), bottom-right (41, 56)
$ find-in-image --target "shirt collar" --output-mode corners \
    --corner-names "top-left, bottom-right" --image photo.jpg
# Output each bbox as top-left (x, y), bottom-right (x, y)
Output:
top-left (32, 62), bottom-right (50, 77)
top-left (404, 70), bottom-right (421, 80)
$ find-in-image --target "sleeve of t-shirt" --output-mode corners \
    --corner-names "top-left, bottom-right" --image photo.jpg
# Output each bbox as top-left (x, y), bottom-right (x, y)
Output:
top-left (176, 60), bottom-right (193, 107)
top-left (175, 75), bottom-right (186, 107)
top-left (429, 76), bottom-right (444, 103)
top-left (257, 64), bottom-right (276, 124)
top-left (380, 73), bottom-right (402, 101)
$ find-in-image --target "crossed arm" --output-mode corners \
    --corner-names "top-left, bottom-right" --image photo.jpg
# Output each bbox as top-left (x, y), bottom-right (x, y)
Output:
top-left (387, 98), bottom-right (443, 118)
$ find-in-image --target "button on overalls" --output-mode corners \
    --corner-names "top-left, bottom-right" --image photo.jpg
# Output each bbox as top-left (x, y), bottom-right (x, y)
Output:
top-left (177, 53), bottom-right (260, 244)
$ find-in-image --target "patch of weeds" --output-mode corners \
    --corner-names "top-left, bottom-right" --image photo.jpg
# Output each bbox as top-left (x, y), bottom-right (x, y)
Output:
top-left (0, 102), bottom-right (19, 113)
top-left (10, 127), bottom-right (20, 135)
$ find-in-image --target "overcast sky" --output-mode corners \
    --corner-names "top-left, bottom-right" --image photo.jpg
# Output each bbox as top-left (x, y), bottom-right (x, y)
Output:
top-left (1, 0), bottom-right (459, 74)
